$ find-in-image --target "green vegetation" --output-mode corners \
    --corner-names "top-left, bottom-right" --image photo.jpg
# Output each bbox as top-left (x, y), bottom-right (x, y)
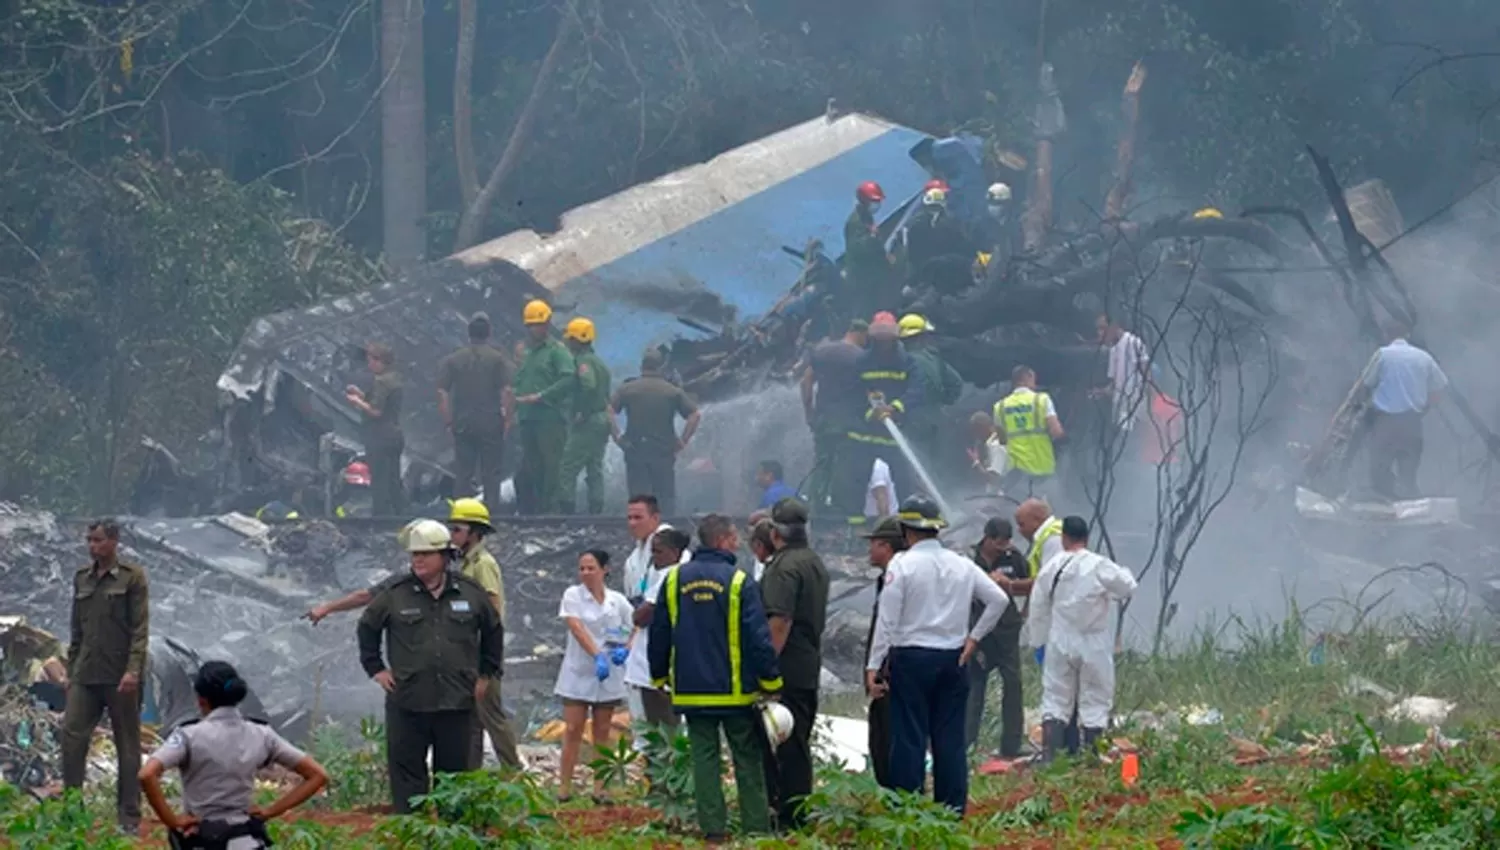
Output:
top-left (1, 617), bottom-right (1497, 847)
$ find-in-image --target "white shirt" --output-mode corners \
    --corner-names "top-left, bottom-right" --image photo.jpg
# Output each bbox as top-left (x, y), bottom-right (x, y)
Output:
top-left (623, 532), bottom-right (690, 689)
top-left (1108, 331), bottom-right (1149, 428)
top-left (865, 459), bottom-right (898, 517)
top-left (1365, 339), bottom-right (1448, 414)
top-left (555, 584), bottom-right (635, 704)
top-left (866, 538), bottom-right (1010, 671)
top-left (622, 523), bottom-right (670, 603)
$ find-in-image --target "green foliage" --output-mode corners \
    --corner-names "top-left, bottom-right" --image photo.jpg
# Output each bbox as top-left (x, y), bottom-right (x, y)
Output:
top-left (1174, 723), bottom-right (1500, 849)
top-left (800, 766), bottom-right (973, 849)
top-left (639, 721), bottom-right (696, 829)
top-left (587, 732), bottom-right (639, 790)
top-left (410, 770), bottom-right (554, 836)
top-left (0, 787), bottom-right (135, 850)
top-left (268, 819), bottom-right (366, 849)
top-left (309, 717), bottom-right (391, 811)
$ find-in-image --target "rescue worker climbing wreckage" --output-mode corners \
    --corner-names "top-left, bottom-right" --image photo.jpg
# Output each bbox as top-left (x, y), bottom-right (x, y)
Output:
top-left (140, 661), bottom-right (328, 850)
top-left (832, 314), bottom-right (923, 528)
top-left (1029, 516), bottom-right (1137, 762)
top-left (648, 514), bottom-right (783, 843)
top-left (865, 496), bottom-right (1008, 815)
top-left (356, 519), bottom-right (503, 813)
top-left (513, 300), bottom-right (576, 515)
top-left (558, 317), bottom-right (613, 514)
top-left (839, 181), bottom-right (899, 327)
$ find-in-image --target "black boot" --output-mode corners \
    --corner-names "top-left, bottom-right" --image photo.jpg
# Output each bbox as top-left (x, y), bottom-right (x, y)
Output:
top-left (1082, 727), bottom-right (1104, 756)
top-left (1039, 720), bottom-right (1066, 764)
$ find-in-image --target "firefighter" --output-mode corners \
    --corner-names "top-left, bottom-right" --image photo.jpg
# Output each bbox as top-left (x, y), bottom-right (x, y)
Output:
top-left (648, 514), bottom-right (782, 842)
top-left (902, 187), bottom-right (974, 294)
top-left (558, 318), bottom-right (612, 514)
top-left (841, 181), bottom-right (899, 324)
top-left (899, 313), bottom-right (963, 471)
top-left (831, 315), bottom-right (923, 527)
top-left (513, 300), bottom-right (575, 514)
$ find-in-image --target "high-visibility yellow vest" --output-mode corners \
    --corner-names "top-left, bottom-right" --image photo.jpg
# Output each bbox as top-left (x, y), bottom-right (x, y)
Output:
top-left (1026, 516), bottom-right (1063, 578)
top-left (995, 387), bottom-right (1056, 476)
top-left (661, 566), bottom-right (764, 708)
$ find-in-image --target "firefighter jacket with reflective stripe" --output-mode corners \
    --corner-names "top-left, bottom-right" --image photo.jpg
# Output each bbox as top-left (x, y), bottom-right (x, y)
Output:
top-left (995, 387), bottom-right (1056, 476)
top-left (647, 548), bottom-right (783, 710)
top-left (849, 344), bottom-right (925, 444)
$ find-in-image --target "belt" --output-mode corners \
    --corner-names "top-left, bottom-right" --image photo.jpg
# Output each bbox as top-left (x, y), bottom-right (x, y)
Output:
top-left (169, 818), bottom-right (272, 850)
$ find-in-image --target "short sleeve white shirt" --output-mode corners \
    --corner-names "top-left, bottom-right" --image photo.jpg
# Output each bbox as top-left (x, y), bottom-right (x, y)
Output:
top-left (865, 459), bottom-right (899, 517)
top-left (554, 584), bottom-right (634, 704)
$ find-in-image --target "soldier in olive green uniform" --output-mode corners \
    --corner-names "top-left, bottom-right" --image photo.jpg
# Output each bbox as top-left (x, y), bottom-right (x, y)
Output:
top-left (358, 520), bottom-right (503, 814)
top-left (557, 317), bottom-right (613, 514)
top-left (513, 300), bottom-right (576, 514)
top-left (347, 342), bottom-right (405, 515)
top-left (609, 349), bottom-right (701, 516)
top-left (437, 312), bottom-right (513, 503)
top-left (62, 519), bottom-right (149, 834)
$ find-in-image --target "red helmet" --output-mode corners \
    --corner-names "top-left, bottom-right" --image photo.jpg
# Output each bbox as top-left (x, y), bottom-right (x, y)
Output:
top-left (343, 461), bottom-right (372, 487)
top-left (923, 178), bottom-right (949, 192)
top-left (871, 311), bottom-right (898, 326)
top-left (856, 181), bottom-right (885, 203)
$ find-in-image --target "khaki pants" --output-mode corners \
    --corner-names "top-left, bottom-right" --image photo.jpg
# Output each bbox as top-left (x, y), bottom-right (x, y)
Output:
top-left (61, 683), bottom-right (141, 828)
top-left (468, 680), bottom-right (522, 770)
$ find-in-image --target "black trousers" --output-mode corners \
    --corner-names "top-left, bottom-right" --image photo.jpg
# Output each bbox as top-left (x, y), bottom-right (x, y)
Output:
top-left (965, 622), bottom-right (1024, 756)
top-left (368, 441), bottom-right (405, 517)
top-left (888, 647), bottom-right (969, 814)
top-left (453, 428), bottom-right (505, 503)
top-left (386, 705), bottom-right (473, 814)
top-left (762, 687), bottom-right (817, 831)
top-left (624, 448), bottom-right (676, 515)
top-left (1368, 410), bottom-right (1423, 499)
top-left (867, 695), bottom-right (892, 788)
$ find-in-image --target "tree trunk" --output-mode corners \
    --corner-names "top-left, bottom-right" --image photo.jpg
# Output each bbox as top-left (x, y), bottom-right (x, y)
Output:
top-left (452, 7), bottom-right (576, 253)
top-left (1104, 61), bottom-right (1146, 221)
top-left (453, 0), bottom-right (479, 208)
top-left (380, 0), bottom-right (428, 267)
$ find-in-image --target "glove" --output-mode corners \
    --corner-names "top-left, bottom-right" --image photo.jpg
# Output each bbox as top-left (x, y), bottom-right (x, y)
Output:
top-left (1034, 646), bottom-right (1045, 666)
top-left (610, 645), bottom-right (629, 667)
top-left (594, 652), bottom-right (611, 682)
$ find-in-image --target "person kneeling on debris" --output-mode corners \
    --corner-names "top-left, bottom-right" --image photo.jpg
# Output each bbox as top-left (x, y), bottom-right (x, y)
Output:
top-left (1029, 516), bottom-right (1138, 762)
top-left (649, 514), bottom-right (783, 842)
top-left (357, 519), bottom-right (503, 813)
top-left (140, 661), bottom-right (328, 850)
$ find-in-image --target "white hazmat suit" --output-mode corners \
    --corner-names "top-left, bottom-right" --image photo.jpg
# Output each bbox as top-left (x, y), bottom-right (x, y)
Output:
top-left (1029, 548), bottom-right (1137, 729)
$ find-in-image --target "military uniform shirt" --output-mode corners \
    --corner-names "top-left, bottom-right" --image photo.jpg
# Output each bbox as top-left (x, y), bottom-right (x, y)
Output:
top-left (461, 545), bottom-right (506, 626)
top-left (69, 559), bottom-right (150, 685)
top-left (437, 344), bottom-right (511, 432)
top-left (758, 544), bottom-right (830, 691)
top-left (513, 338), bottom-right (575, 421)
top-left (570, 350), bottom-right (613, 422)
top-left (149, 706), bottom-right (305, 823)
top-left (610, 373), bottom-right (697, 452)
top-left (364, 370), bottom-right (405, 448)
top-left (357, 572), bottom-right (503, 713)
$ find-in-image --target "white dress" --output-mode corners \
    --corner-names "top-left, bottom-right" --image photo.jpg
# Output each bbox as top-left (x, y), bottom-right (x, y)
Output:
top-left (554, 584), bottom-right (635, 704)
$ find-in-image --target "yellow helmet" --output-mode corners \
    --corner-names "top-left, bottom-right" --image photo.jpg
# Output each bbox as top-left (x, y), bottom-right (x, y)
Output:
top-left (398, 519), bottom-right (452, 553)
top-left (448, 497), bottom-right (492, 529)
top-left (522, 299), bottom-right (553, 325)
top-left (898, 313), bottom-right (935, 339)
top-left (1192, 207), bottom-right (1224, 220)
top-left (563, 317), bottom-right (596, 344)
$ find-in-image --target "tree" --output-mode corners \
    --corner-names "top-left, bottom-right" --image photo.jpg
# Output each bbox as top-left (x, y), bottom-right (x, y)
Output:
top-left (381, 0), bottom-right (428, 265)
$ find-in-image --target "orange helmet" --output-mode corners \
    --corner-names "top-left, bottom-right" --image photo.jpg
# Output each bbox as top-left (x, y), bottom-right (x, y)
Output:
top-left (856, 181), bottom-right (885, 203)
top-left (871, 311), bottom-right (898, 326)
top-left (343, 461), bottom-right (372, 487)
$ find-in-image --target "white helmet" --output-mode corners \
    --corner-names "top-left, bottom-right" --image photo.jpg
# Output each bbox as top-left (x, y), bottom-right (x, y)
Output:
top-left (760, 701), bottom-right (796, 747)
top-left (987, 182), bottom-right (1013, 203)
top-left (921, 187), bottom-right (947, 207)
top-left (399, 519), bottom-right (452, 553)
